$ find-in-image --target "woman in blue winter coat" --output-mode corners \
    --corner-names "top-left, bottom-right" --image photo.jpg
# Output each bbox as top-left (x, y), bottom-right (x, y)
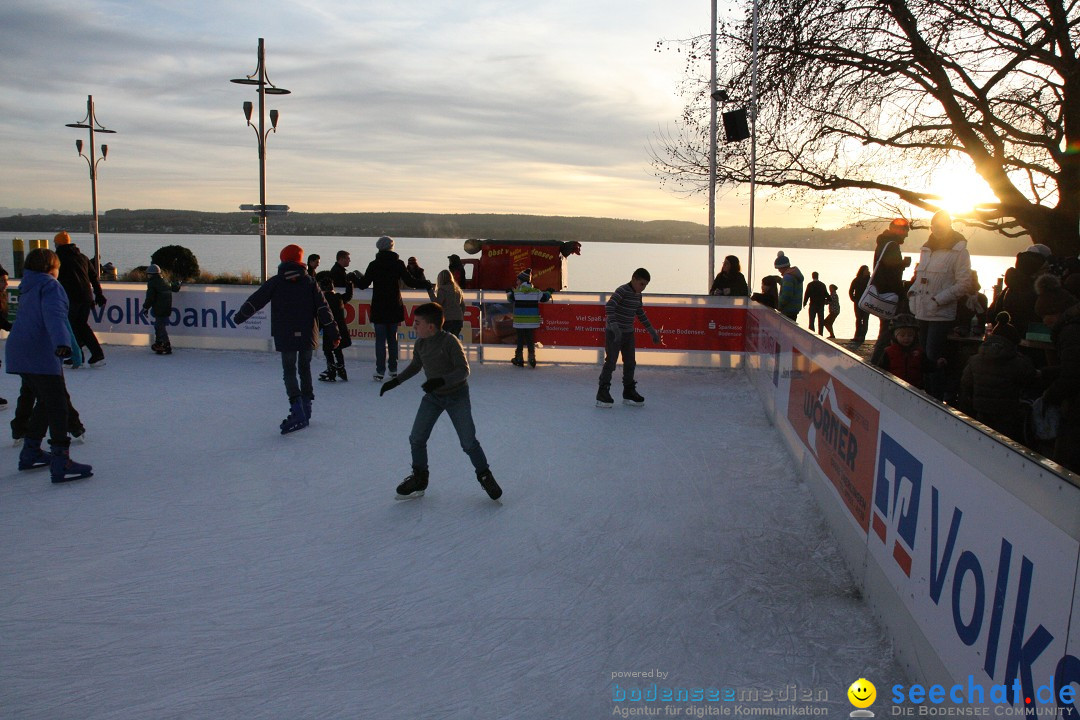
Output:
top-left (4, 248), bottom-right (92, 482)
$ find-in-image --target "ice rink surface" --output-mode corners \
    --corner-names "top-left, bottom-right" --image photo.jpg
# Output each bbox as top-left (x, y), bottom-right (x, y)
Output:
top-left (0, 346), bottom-right (903, 719)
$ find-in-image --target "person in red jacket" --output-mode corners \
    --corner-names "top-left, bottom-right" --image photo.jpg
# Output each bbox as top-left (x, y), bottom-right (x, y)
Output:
top-left (875, 313), bottom-right (938, 390)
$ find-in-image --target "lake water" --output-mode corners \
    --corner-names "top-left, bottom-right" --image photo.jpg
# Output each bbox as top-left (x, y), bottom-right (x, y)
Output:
top-left (0, 230), bottom-right (1014, 342)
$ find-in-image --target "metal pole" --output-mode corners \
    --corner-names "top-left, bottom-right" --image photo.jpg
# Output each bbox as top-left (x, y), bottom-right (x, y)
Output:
top-left (708, 0), bottom-right (718, 290)
top-left (257, 38), bottom-right (268, 283)
top-left (87, 96), bottom-right (101, 277)
top-left (748, 0), bottom-right (760, 289)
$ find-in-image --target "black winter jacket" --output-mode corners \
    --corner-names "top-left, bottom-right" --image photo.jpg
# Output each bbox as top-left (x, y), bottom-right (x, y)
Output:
top-left (355, 250), bottom-right (429, 324)
top-left (234, 261), bottom-right (337, 352)
top-left (56, 243), bottom-right (104, 306)
top-left (959, 335), bottom-right (1037, 418)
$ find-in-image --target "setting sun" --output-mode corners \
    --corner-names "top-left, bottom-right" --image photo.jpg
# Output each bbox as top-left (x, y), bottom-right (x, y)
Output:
top-left (925, 163), bottom-right (997, 216)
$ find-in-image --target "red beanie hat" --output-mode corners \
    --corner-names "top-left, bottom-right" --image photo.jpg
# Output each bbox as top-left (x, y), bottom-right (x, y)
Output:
top-left (279, 244), bottom-right (304, 265)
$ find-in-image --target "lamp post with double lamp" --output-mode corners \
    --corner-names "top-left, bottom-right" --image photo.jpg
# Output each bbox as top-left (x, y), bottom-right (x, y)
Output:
top-left (231, 37), bottom-right (290, 282)
top-left (65, 95), bottom-right (116, 279)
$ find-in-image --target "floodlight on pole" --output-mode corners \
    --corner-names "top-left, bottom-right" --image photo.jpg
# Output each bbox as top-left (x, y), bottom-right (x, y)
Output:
top-left (65, 95), bottom-right (116, 278)
top-left (231, 38), bottom-right (291, 282)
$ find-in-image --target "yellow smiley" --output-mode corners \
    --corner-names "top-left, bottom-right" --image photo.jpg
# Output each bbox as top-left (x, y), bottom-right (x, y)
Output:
top-left (848, 678), bottom-right (877, 708)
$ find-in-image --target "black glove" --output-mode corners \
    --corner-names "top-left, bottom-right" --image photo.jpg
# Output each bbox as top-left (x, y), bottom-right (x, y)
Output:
top-left (55, 346), bottom-right (72, 359)
top-left (421, 377), bottom-right (445, 393)
top-left (379, 378), bottom-right (401, 396)
top-left (95, 292), bottom-right (107, 308)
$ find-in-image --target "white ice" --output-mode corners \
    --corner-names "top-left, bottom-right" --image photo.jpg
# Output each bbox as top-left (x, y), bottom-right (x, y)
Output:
top-left (0, 346), bottom-right (903, 719)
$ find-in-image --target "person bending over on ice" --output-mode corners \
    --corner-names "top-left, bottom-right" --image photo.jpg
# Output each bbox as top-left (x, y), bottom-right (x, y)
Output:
top-left (597, 268), bottom-right (662, 408)
top-left (233, 244), bottom-right (339, 434)
top-left (379, 302), bottom-right (501, 501)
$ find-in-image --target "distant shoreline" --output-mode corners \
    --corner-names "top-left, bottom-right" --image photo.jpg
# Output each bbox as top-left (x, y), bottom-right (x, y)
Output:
top-left (0, 208), bottom-right (1032, 257)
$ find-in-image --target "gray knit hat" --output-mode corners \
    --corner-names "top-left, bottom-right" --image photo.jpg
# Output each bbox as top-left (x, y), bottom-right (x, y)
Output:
top-left (146, 264), bottom-right (161, 275)
top-left (376, 236), bottom-right (394, 251)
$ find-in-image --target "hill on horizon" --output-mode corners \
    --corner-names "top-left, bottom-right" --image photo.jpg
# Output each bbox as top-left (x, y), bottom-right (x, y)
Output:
top-left (0, 208), bottom-right (1033, 256)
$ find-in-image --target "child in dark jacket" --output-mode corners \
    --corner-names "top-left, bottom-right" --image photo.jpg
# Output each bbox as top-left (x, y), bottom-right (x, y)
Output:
top-left (876, 313), bottom-right (936, 389)
top-left (141, 264), bottom-right (181, 354)
top-left (959, 312), bottom-right (1037, 441)
top-left (234, 244), bottom-right (339, 434)
top-left (315, 271), bottom-right (353, 382)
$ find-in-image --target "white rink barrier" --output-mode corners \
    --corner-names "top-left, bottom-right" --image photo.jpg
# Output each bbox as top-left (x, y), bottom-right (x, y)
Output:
top-left (31, 283), bottom-right (750, 368)
top-left (742, 305), bottom-right (1080, 714)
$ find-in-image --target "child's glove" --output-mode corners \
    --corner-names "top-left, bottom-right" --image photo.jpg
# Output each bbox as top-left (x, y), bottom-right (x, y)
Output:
top-left (379, 378), bottom-right (401, 396)
top-left (55, 346), bottom-right (72, 358)
top-left (421, 377), bottom-right (445, 393)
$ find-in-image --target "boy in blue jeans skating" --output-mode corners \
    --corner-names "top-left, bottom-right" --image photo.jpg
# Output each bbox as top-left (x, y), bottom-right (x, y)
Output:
top-left (379, 302), bottom-right (501, 500)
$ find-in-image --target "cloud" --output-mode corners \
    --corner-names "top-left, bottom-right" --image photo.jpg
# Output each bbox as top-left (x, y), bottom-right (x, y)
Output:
top-left (0, 0), bottom-right (772, 225)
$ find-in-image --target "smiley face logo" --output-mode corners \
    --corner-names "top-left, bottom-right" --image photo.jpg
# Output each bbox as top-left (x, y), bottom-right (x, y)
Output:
top-left (848, 678), bottom-right (877, 708)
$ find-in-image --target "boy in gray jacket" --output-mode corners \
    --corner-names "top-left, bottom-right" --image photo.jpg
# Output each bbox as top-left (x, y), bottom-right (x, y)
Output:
top-left (379, 302), bottom-right (501, 500)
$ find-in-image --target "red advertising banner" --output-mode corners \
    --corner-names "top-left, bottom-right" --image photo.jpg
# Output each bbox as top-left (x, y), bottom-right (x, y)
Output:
top-left (478, 302), bottom-right (746, 351)
top-left (786, 349), bottom-right (879, 531)
top-left (342, 300), bottom-right (482, 343)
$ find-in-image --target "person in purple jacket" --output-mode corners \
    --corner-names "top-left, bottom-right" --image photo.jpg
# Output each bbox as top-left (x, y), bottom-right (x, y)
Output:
top-left (4, 248), bottom-right (92, 482)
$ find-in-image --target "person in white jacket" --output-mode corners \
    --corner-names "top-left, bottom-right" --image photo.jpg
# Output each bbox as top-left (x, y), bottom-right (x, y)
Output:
top-left (907, 210), bottom-right (973, 399)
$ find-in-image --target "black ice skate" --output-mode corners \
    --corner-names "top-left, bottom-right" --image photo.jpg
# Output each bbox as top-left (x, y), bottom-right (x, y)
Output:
top-left (511, 357), bottom-right (525, 367)
top-left (395, 469), bottom-right (429, 500)
top-left (318, 366), bottom-right (337, 382)
top-left (596, 386), bottom-right (614, 408)
top-left (335, 363), bottom-right (348, 382)
top-left (623, 384), bottom-right (645, 407)
top-left (280, 399), bottom-right (309, 434)
top-left (476, 468), bottom-right (502, 500)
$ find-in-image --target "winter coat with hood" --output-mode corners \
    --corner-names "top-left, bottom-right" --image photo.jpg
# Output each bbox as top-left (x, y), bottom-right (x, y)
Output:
top-left (355, 249), bottom-right (430, 325)
top-left (56, 243), bottom-right (104, 307)
top-left (777, 267), bottom-right (805, 319)
top-left (4, 269), bottom-right (71, 376)
top-left (143, 274), bottom-right (181, 319)
top-left (907, 230), bottom-right (973, 322)
top-left (959, 335), bottom-right (1037, 419)
top-left (233, 261), bottom-right (337, 352)
top-left (321, 283), bottom-right (353, 351)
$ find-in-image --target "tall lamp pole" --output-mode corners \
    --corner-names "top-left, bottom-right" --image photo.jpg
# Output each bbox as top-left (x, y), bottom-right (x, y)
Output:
top-left (708, 0), bottom-right (719, 290)
top-left (231, 38), bottom-right (290, 282)
top-left (66, 95), bottom-right (115, 278)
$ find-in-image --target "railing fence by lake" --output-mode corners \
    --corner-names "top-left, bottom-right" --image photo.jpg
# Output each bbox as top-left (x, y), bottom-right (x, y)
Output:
top-left (1, 231), bottom-right (1014, 342)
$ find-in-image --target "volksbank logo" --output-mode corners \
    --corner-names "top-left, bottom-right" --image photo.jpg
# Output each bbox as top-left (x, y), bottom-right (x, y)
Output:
top-left (91, 298), bottom-right (238, 329)
top-left (872, 433), bottom-right (921, 576)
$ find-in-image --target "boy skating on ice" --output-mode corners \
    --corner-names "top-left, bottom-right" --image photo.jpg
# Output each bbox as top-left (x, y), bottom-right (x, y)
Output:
top-left (233, 244), bottom-right (339, 434)
top-left (379, 302), bottom-right (501, 500)
top-left (597, 268), bottom-right (662, 408)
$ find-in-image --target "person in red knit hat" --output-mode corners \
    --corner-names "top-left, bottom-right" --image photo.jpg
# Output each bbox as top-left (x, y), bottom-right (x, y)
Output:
top-left (232, 244), bottom-right (339, 434)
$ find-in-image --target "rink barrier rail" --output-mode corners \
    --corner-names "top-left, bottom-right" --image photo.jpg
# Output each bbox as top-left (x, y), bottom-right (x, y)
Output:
top-left (5, 282), bottom-right (749, 368)
top-left (742, 304), bottom-right (1080, 712)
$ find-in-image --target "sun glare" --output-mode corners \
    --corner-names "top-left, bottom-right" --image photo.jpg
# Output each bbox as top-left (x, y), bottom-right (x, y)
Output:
top-left (925, 165), bottom-right (996, 216)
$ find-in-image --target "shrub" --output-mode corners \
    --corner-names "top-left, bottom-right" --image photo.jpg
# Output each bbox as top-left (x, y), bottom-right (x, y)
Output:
top-left (150, 245), bottom-right (200, 282)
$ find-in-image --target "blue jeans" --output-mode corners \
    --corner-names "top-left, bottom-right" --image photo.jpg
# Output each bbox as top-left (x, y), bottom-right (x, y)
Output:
top-left (281, 347), bottom-right (314, 401)
top-left (409, 385), bottom-right (488, 472)
top-left (374, 323), bottom-right (399, 375)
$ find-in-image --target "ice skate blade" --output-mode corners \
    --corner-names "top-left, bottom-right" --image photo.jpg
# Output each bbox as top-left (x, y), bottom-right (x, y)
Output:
top-left (395, 490), bottom-right (425, 501)
top-left (52, 471), bottom-right (93, 484)
top-left (595, 400), bottom-right (613, 408)
top-left (622, 399), bottom-right (644, 407)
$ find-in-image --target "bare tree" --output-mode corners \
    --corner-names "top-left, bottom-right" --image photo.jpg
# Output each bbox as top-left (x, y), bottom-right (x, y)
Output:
top-left (652, 0), bottom-right (1080, 255)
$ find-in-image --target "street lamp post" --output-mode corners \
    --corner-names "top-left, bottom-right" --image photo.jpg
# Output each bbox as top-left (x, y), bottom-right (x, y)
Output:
top-left (66, 95), bottom-right (116, 279)
top-left (231, 37), bottom-right (290, 282)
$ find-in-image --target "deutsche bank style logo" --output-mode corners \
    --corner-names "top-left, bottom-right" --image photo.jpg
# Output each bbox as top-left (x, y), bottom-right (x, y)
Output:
top-left (871, 433), bottom-right (922, 577)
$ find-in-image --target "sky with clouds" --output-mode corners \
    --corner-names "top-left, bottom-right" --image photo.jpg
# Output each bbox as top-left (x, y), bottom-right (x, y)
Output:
top-left (0, 0), bottom-right (800, 227)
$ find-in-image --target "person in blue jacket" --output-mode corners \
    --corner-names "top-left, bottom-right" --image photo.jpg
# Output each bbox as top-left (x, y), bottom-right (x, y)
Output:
top-left (4, 248), bottom-right (92, 482)
top-left (233, 244), bottom-right (339, 434)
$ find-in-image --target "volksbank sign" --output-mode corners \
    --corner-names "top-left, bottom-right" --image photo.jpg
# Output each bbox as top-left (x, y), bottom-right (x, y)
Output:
top-left (89, 287), bottom-right (270, 339)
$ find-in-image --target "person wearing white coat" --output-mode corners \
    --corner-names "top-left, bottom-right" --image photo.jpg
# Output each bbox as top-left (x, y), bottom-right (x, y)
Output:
top-left (907, 210), bottom-right (974, 399)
